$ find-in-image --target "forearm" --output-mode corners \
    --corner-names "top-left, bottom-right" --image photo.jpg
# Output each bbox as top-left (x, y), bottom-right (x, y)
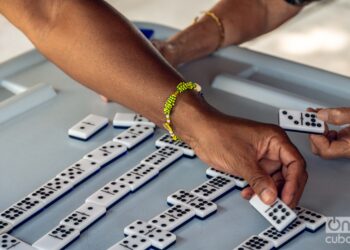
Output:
top-left (0, 0), bottom-right (207, 140)
top-left (164, 0), bottom-right (302, 65)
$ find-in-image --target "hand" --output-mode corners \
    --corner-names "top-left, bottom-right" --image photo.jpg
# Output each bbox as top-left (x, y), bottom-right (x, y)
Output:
top-left (180, 111), bottom-right (307, 208)
top-left (151, 40), bottom-right (179, 67)
top-left (309, 107), bottom-right (350, 159)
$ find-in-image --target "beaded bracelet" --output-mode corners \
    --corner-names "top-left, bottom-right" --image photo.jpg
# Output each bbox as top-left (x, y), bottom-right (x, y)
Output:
top-left (163, 82), bottom-right (202, 141)
top-left (194, 11), bottom-right (225, 50)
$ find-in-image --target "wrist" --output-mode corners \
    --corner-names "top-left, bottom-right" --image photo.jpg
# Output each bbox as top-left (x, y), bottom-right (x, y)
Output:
top-left (170, 90), bottom-right (213, 145)
top-left (165, 18), bottom-right (221, 66)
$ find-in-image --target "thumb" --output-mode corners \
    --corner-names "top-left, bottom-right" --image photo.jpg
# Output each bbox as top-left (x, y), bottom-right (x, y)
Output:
top-left (241, 162), bottom-right (278, 205)
top-left (318, 108), bottom-right (350, 125)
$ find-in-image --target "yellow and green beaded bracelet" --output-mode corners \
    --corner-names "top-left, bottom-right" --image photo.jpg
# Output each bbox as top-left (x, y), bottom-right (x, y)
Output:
top-left (163, 81), bottom-right (202, 141)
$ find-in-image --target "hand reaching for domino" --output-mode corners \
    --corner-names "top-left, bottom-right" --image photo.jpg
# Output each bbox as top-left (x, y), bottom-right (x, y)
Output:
top-left (180, 109), bottom-right (307, 209)
top-left (308, 107), bottom-right (350, 159)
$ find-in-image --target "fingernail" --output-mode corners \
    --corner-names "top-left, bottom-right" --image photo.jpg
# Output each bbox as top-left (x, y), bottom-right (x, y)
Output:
top-left (261, 188), bottom-right (276, 204)
top-left (317, 110), bottom-right (328, 121)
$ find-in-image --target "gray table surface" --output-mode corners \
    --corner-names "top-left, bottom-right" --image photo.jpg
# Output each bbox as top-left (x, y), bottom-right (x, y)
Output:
top-left (0, 22), bottom-right (349, 250)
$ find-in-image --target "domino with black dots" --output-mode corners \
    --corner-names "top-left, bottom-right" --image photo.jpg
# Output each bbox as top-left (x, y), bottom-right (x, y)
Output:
top-left (259, 219), bottom-right (306, 248)
top-left (295, 207), bottom-right (327, 232)
top-left (68, 114), bottom-right (108, 140)
top-left (155, 134), bottom-right (195, 157)
top-left (190, 175), bottom-right (236, 201)
top-left (0, 234), bottom-right (36, 250)
top-left (167, 189), bottom-right (217, 219)
top-left (279, 109), bottom-right (325, 134)
top-left (206, 167), bottom-right (248, 189)
top-left (148, 204), bottom-right (195, 232)
top-left (249, 195), bottom-right (297, 232)
top-left (233, 235), bottom-right (274, 250)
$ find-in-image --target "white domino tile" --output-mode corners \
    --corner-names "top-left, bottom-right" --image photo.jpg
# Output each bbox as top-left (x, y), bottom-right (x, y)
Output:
top-left (0, 197), bottom-right (46, 227)
top-left (0, 234), bottom-right (37, 250)
top-left (59, 202), bottom-right (106, 231)
top-left (56, 158), bottom-right (101, 185)
top-left (107, 235), bottom-right (152, 250)
top-left (68, 114), bottom-right (108, 140)
top-left (141, 146), bottom-right (183, 171)
top-left (206, 167), bottom-right (248, 188)
top-left (148, 204), bottom-right (195, 232)
top-left (32, 224), bottom-right (80, 250)
top-left (279, 109), bottom-right (325, 134)
top-left (155, 134), bottom-right (195, 157)
top-left (29, 177), bottom-right (74, 205)
top-left (113, 113), bottom-right (155, 128)
top-left (249, 195), bottom-right (297, 232)
top-left (295, 207), bottom-right (327, 232)
top-left (259, 219), bottom-right (306, 248)
top-left (117, 163), bottom-right (159, 191)
top-left (83, 141), bottom-right (127, 166)
top-left (113, 124), bottom-right (154, 149)
top-left (167, 189), bottom-right (217, 219)
top-left (0, 219), bottom-right (13, 235)
top-left (124, 220), bottom-right (176, 250)
top-left (86, 181), bottom-right (131, 208)
top-left (233, 235), bottom-right (273, 250)
top-left (190, 175), bottom-right (236, 201)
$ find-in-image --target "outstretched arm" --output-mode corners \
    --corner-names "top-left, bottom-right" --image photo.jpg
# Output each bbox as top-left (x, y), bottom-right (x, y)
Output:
top-left (0, 0), bottom-right (307, 207)
top-left (155, 0), bottom-right (302, 66)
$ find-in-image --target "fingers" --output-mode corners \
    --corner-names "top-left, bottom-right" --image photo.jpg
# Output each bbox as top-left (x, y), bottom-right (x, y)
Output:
top-left (240, 161), bottom-right (278, 205)
top-left (100, 95), bottom-right (109, 103)
top-left (259, 159), bottom-right (281, 175)
top-left (241, 171), bottom-right (284, 200)
top-left (309, 133), bottom-right (350, 159)
top-left (316, 107), bottom-right (350, 125)
top-left (278, 141), bottom-right (307, 208)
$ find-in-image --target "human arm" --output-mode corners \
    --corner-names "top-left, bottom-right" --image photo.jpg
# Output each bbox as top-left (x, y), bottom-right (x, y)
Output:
top-left (154, 0), bottom-right (302, 66)
top-left (0, 0), bottom-right (307, 207)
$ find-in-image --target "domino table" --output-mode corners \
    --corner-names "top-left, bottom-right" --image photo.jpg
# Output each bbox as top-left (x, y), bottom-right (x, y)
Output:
top-left (0, 22), bottom-right (349, 250)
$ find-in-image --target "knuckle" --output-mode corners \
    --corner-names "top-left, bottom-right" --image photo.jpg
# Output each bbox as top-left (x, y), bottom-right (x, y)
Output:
top-left (331, 110), bottom-right (343, 124)
top-left (247, 174), bottom-right (267, 191)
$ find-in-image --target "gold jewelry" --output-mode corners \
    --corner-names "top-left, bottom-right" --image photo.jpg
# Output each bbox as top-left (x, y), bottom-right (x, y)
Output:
top-left (194, 11), bottom-right (225, 50)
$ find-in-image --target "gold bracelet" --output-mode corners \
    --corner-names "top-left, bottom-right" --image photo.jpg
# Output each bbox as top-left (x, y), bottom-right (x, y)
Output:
top-left (194, 11), bottom-right (225, 50)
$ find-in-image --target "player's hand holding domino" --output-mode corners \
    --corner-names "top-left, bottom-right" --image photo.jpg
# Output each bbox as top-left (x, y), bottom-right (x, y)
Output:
top-left (308, 107), bottom-right (350, 159)
top-left (176, 107), bottom-right (307, 208)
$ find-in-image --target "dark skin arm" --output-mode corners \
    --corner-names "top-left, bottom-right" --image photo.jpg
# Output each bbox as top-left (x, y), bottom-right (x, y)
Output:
top-left (154, 0), bottom-right (302, 66)
top-left (0, 0), bottom-right (307, 207)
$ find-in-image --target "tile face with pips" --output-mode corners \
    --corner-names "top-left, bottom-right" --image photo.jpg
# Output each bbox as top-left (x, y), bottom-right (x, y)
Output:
top-left (124, 220), bottom-right (176, 250)
top-left (190, 175), bottom-right (235, 201)
top-left (59, 202), bottom-right (106, 231)
top-left (33, 225), bottom-right (80, 250)
top-left (259, 219), bottom-right (306, 247)
top-left (155, 134), bottom-right (195, 157)
top-left (149, 204), bottom-right (195, 231)
top-left (83, 141), bottom-right (127, 166)
top-left (86, 181), bottom-right (131, 208)
top-left (233, 235), bottom-right (274, 250)
top-left (141, 146), bottom-right (183, 171)
top-left (249, 195), bottom-right (297, 232)
top-left (167, 189), bottom-right (217, 219)
top-left (113, 124), bottom-right (154, 149)
top-left (107, 234), bottom-right (151, 250)
top-left (279, 109), bottom-right (325, 134)
top-left (68, 114), bottom-right (108, 140)
top-left (0, 233), bottom-right (37, 250)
